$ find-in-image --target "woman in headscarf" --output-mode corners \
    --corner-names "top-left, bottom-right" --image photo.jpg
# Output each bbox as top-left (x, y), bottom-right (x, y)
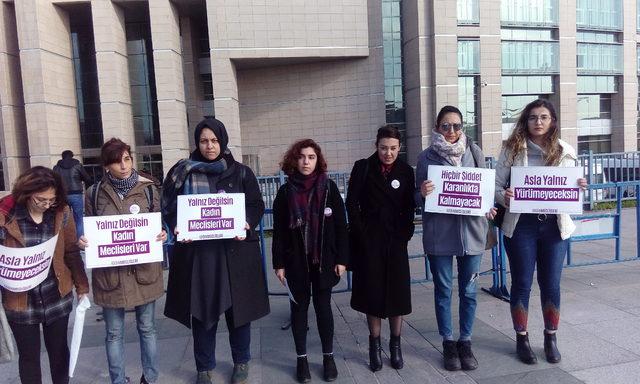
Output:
top-left (162, 117), bottom-right (270, 384)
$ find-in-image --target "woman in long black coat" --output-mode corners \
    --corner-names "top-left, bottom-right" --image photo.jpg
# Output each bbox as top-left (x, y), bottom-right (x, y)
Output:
top-left (346, 125), bottom-right (415, 372)
top-left (162, 117), bottom-right (270, 384)
top-left (272, 139), bottom-right (349, 383)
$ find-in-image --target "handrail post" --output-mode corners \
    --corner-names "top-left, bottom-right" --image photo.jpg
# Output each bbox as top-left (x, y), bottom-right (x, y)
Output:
top-left (615, 183), bottom-right (622, 261)
top-left (588, 150), bottom-right (594, 210)
top-left (637, 184), bottom-right (640, 259)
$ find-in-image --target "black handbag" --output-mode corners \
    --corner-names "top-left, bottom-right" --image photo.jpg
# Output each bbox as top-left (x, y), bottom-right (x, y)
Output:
top-left (492, 204), bottom-right (507, 228)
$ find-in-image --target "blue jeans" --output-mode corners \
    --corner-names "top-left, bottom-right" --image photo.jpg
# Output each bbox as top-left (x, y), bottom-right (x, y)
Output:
top-left (504, 214), bottom-right (568, 333)
top-left (67, 193), bottom-right (84, 237)
top-left (103, 302), bottom-right (158, 384)
top-left (428, 254), bottom-right (482, 341)
top-left (192, 309), bottom-right (251, 372)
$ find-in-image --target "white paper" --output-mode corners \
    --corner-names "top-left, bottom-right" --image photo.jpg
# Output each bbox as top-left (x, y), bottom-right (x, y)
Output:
top-left (509, 166), bottom-right (583, 215)
top-left (424, 165), bottom-right (496, 217)
top-left (176, 193), bottom-right (246, 241)
top-left (284, 278), bottom-right (298, 305)
top-left (83, 212), bottom-right (164, 269)
top-left (0, 234), bottom-right (58, 292)
top-left (68, 295), bottom-right (91, 377)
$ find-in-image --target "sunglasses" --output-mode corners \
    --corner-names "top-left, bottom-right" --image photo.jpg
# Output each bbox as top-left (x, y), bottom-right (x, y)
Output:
top-left (439, 123), bottom-right (463, 132)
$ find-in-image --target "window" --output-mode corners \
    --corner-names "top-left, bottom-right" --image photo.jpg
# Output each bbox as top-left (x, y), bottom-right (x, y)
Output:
top-left (383, 0), bottom-right (406, 157)
top-left (578, 135), bottom-right (612, 154)
top-left (502, 76), bottom-right (553, 94)
top-left (458, 40), bottom-right (479, 74)
top-left (501, 28), bottom-right (559, 74)
top-left (501, 0), bottom-right (558, 26)
top-left (458, 77), bottom-right (479, 143)
top-left (576, 0), bottom-right (622, 31)
top-left (458, 0), bottom-right (479, 24)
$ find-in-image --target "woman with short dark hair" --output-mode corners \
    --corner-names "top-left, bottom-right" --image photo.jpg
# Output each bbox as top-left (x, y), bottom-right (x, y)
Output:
top-left (78, 137), bottom-right (166, 384)
top-left (347, 125), bottom-right (415, 372)
top-left (416, 105), bottom-right (495, 371)
top-left (495, 99), bottom-right (587, 364)
top-left (272, 139), bottom-right (348, 382)
top-left (0, 166), bottom-right (89, 384)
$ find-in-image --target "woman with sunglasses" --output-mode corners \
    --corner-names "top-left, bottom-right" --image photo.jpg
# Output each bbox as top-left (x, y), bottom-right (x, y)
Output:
top-left (0, 166), bottom-right (89, 384)
top-left (416, 106), bottom-right (495, 371)
top-left (495, 99), bottom-right (587, 364)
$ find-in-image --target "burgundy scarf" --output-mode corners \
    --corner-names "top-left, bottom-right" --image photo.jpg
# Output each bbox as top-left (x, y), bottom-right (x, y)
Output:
top-left (287, 171), bottom-right (328, 265)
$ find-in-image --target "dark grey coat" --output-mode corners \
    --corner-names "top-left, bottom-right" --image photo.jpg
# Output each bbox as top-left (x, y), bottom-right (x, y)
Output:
top-left (415, 143), bottom-right (490, 256)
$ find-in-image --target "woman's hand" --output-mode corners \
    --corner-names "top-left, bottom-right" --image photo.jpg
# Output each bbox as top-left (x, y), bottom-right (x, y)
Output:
top-left (485, 207), bottom-right (498, 221)
top-left (420, 180), bottom-right (435, 198)
top-left (275, 268), bottom-right (285, 285)
top-left (174, 228), bottom-right (192, 243)
top-left (156, 230), bottom-right (167, 242)
top-left (77, 293), bottom-right (88, 302)
top-left (334, 264), bottom-right (346, 277)
top-left (504, 187), bottom-right (514, 207)
top-left (578, 178), bottom-right (588, 190)
top-left (77, 235), bottom-right (88, 250)
top-left (234, 223), bottom-right (251, 241)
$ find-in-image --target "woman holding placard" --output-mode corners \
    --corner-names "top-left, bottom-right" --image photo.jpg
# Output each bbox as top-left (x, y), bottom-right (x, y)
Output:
top-left (495, 99), bottom-right (587, 365)
top-left (272, 139), bottom-right (348, 382)
top-left (78, 138), bottom-right (166, 384)
top-left (0, 166), bottom-right (89, 384)
top-left (162, 117), bottom-right (269, 384)
top-left (347, 125), bottom-right (415, 372)
top-left (416, 105), bottom-right (494, 371)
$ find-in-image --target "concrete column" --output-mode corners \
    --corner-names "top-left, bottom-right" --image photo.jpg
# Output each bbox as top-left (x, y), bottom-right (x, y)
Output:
top-left (0, 2), bottom-right (29, 188)
top-left (91, 0), bottom-right (135, 150)
top-left (432, 0), bottom-right (458, 117)
top-left (14, 0), bottom-right (80, 167)
top-left (555, 0), bottom-right (578, 148)
top-left (149, 0), bottom-right (190, 173)
top-left (611, 0), bottom-right (638, 151)
top-left (210, 57), bottom-right (242, 158)
top-left (180, 16), bottom-right (205, 145)
top-left (477, 0), bottom-right (502, 158)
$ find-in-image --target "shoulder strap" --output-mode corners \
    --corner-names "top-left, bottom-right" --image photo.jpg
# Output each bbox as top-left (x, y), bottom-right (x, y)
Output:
top-left (91, 180), bottom-right (102, 216)
top-left (144, 184), bottom-right (154, 212)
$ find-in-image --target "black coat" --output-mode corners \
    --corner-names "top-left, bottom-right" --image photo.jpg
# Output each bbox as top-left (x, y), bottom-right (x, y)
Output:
top-left (346, 153), bottom-right (415, 318)
top-left (272, 179), bottom-right (349, 302)
top-left (163, 161), bottom-right (270, 328)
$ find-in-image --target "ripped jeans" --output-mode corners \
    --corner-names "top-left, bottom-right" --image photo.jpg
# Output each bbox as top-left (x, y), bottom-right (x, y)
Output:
top-left (428, 254), bottom-right (482, 341)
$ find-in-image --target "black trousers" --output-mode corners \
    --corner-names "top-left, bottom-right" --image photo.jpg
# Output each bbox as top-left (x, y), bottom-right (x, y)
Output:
top-left (290, 271), bottom-right (334, 356)
top-left (9, 314), bottom-right (70, 384)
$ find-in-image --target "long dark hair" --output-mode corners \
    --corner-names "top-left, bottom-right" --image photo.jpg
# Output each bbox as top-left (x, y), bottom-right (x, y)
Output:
top-left (12, 166), bottom-right (68, 210)
top-left (505, 99), bottom-right (562, 166)
top-left (280, 139), bottom-right (328, 176)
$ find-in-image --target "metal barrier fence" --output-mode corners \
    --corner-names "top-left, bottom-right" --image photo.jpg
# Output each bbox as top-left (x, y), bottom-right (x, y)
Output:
top-left (258, 181), bottom-right (640, 300)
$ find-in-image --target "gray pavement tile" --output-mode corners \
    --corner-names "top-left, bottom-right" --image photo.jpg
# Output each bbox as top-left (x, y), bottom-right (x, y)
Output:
top-left (559, 291), bottom-right (635, 326)
top-left (574, 317), bottom-right (640, 356)
top-left (571, 360), bottom-right (640, 384)
top-left (475, 368), bottom-right (584, 384)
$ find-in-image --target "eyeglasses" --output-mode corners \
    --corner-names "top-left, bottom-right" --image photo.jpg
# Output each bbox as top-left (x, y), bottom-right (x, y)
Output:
top-left (439, 123), bottom-right (463, 132)
top-left (527, 114), bottom-right (552, 123)
top-left (32, 196), bottom-right (58, 208)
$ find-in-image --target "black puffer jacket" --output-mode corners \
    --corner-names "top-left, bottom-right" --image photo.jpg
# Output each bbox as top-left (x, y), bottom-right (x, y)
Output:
top-left (53, 158), bottom-right (92, 194)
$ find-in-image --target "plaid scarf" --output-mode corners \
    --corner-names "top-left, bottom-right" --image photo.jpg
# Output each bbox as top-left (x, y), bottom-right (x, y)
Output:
top-left (161, 154), bottom-right (228, 238)
top-left (431, 129), bottom-right (467, 166)
top-left (287, 171), bottom-right (328, 266)
top-left (107, 169), bottom-right (139, 199)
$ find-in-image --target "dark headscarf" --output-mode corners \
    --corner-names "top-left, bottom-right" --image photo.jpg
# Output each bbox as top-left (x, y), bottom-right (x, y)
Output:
top-left (191, 117), bottom-right (229, 163)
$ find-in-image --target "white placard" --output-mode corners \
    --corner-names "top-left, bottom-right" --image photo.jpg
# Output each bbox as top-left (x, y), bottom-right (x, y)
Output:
top-left (0, 234), bottom-right (58, 292)
top-left (83, 212), bottom-right (163, 269)
top-left (509, 166), bottom-right (583, 215)
top-left (424, 165), bottom-right (496, 217)
top-left (176, 193), bottom-right (246, 241)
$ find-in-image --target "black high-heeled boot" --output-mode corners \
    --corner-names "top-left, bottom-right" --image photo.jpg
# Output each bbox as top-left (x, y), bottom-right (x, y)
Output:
top-left (369, 336), bottom-right (382, 372)
top-left (296, 356), bottom-right (311, 383)
top-left (516, 333), bottom-right (537, 364)
top-left (544, 331), bottom-right (561, 363)
top-left (389, 335), bottom-right (403, 369)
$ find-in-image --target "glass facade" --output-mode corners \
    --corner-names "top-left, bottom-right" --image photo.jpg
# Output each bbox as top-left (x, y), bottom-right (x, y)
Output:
top-left (502, 75), bottom-right (553, 95)
top-left (458, 77), bottom-right (478, 143)
top-left (382, 0), bottom-right (406, 156)
top-left (577, 76), bottom-right (617, 93)
top-left (501, 29), bottom-right (559, 74)
top-left (458, 40), bottom-right (479, 75)
top-left (501, 0), bottom-right (558, 26)
top-left (69, 6), bottom-right (103, 149)
top-left (576, 0), bottom-right (622, 30)
top-left (578, 135), bottom-right (612, 154)
top-left (457, 0), bottom-right (479, 24)
top-left (577, 94), bottom-right (612, 153)
top-left (576, 43), bottom-right (622, 75)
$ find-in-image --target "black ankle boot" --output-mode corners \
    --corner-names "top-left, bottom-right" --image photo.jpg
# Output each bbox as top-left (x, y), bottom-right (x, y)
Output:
top-left (516, 333), bottom-right (537, 364)
top-left (544, 331), bottom-right (561, 363)
top-left (323, 354), bottom-right (338, 381)
top-left (296, 356), bottom-right (311, 383)
top-left (442, 340), bottom-right (461, 371)
top-left (368, 336), bottom-right (382, 372)
top-left (389, 335), bottom-right (403, 369)
top-left (456, 340), bottom-right (478, 370)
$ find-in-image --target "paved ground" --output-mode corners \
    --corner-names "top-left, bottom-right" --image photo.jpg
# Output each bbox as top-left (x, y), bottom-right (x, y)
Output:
top-left (1, 207), bottom-right (639, 384)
